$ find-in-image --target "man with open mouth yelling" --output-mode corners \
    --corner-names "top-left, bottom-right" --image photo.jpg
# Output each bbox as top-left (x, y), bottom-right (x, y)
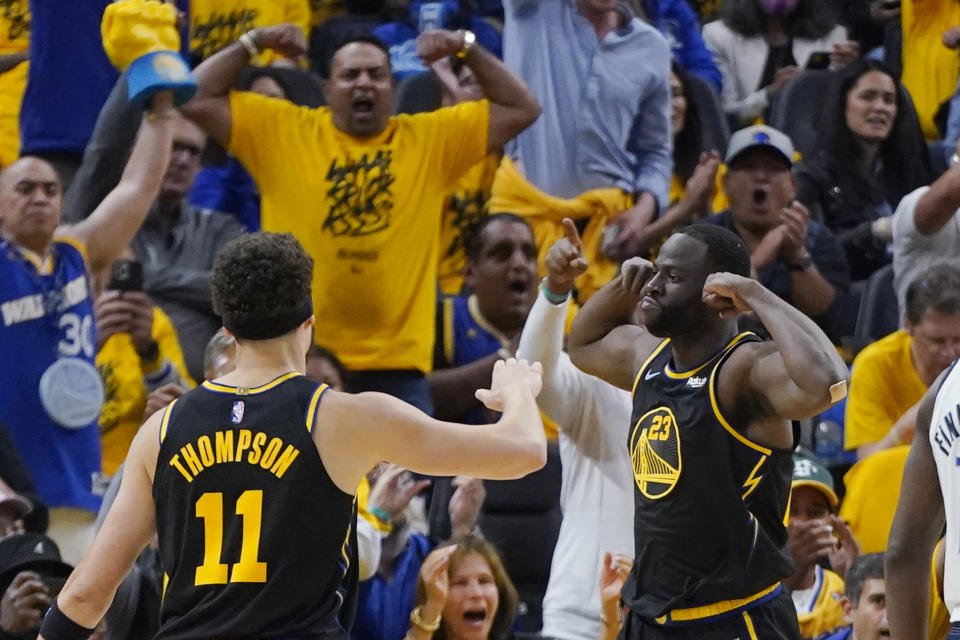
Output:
top-left (704, 125), bottom-right (851, 344)
top-left (180, 24), bottom-right (540, 415)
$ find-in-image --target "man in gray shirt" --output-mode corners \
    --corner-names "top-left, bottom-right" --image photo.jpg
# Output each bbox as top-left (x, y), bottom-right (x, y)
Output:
top-left (490, 0), bottom-right (672, 298)
top-left (892, 165), bottom-right (960, 317)
top-left (64, 81), bottom-right (244, 383)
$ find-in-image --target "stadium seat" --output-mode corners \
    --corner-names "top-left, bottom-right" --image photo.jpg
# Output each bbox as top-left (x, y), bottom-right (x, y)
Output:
top-left (394, 70), bottom-right (442, 114)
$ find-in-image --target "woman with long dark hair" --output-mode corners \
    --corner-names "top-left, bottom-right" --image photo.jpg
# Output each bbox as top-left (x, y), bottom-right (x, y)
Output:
top-left (632, 63), bottom-right (720, 257)
top-left (703, 0), bottom-right (854, 125)
top-left (796, 58), bottom-right (931, 281)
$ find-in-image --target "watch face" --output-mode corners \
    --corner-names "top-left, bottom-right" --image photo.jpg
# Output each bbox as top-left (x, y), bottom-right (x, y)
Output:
top-left (951, 153), bottom-right (960, 168)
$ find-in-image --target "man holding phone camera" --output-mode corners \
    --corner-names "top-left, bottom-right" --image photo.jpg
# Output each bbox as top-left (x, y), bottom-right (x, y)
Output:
top-left (0, 0), bottom-right (188, 565)
top-left (93, 256), bottom-right (192, 478)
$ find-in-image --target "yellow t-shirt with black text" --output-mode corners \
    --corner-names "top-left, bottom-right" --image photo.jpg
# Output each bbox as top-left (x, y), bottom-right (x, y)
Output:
top-left (438, 154), bottom-right (499, 296)
top-left (902, 0), bottom-right (960, 139)
top-left (97, 307), bottom-right (194, 476)
top-left (844, 330), bottom-right (927, 451)
top-left (229, 92), bottom-right (489, 372)
top-left (0, 0), bottom-right (29, 167)
top-left (189, 0), bottom-right (310, 64)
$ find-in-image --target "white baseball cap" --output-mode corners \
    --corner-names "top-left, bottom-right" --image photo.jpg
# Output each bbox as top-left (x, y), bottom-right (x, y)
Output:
top-left (725, 125), bottom-right (795, 167)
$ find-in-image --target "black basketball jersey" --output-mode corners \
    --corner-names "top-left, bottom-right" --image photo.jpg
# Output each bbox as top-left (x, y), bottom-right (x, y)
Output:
top-left (152, 373), bottom-right (358, 640)
top-left (622, 332), bottom-right (794, 622)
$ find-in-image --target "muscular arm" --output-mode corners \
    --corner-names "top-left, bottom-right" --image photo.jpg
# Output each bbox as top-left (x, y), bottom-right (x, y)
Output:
top-left (734, 278), bottom-right (850, 420)
top-left (41, 412), bottom-right (162, 633)
top-left (567, 274), bottom-right (660, 391)
top-left (913, 163), bottom-right (960, 235)
top-left (57, 93), bottom-right (175, 274)
top-left (181, 22), bottom-right (306, 146)
top-left (886, 374), bottom-right (948, 638)
top-left (178, 41), bottom-right (249, 146)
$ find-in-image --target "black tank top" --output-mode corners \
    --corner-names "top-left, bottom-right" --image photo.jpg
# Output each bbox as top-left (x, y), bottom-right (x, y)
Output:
top-left (622, 332), bottom-right (793, 619)
top-left (153, 373), bottom-right (358, 640)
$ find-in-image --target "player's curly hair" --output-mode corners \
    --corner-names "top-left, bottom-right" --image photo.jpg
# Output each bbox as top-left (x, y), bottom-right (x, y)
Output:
top-left (211, 232), bottom-right (314, 340)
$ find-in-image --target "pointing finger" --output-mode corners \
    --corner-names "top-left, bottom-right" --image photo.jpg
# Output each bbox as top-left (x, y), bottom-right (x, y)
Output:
top-left (562, 218), bottom-right (583, 252)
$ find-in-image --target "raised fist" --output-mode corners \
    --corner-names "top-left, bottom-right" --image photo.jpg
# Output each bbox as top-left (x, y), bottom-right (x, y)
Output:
top-left (102, 0), bottom-right (180, 71)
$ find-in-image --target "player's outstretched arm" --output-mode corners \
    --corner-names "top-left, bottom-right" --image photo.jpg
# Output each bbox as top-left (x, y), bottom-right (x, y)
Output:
top-left (316, 359), bottom-right (547, 494)
top-left (568, 258), bottom-right (661, 391)
top-left (886, 374), bottom-right (948, 639)
top-left (180, 24), bottom-right (305, 146)
top-left (39, 412), bottom-right (162, 638)
top-left (704, 273), bottom-right (849, 421)
top-left (57, 91), bottom-right (175, 275)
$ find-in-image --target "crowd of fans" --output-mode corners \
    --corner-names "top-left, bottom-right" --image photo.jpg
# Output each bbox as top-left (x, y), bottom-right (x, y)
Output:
top-left (2, 0), bottom-right (960, 638)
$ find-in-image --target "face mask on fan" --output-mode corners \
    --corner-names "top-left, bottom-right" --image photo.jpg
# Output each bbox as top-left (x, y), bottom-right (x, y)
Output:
top-left (758, 0), bottom-right (800, 17)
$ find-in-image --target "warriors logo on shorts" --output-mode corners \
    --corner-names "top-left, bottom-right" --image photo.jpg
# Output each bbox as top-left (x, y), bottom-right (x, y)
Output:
top-left (630, 407), bottom-right (682, 499)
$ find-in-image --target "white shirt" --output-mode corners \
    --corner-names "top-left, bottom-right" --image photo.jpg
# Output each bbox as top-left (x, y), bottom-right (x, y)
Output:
top-left (516, 291), bottom-right (635, 640)
top-left (892, 186), bottom-right (960, 315)
top-left (929, 361), bottom-right (960, 621)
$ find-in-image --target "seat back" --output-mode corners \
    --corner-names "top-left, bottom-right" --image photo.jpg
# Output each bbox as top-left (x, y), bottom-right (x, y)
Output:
top-left (394, 70), bottom-right (442, 114)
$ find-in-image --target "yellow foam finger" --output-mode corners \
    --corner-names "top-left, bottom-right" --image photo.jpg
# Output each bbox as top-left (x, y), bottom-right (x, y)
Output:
top-left (102, 0), bottom-right (181, 71)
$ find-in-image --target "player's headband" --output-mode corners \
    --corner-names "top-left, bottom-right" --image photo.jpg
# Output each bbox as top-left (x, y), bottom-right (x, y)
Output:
top-left (223, 301), bottom-right (313, 341)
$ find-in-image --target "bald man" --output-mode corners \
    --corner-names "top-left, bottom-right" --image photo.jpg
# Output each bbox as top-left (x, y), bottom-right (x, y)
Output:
top-left (0, 91), bottom-right (175, 564)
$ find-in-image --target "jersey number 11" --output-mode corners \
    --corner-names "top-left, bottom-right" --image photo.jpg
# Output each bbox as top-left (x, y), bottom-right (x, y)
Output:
top-left (194, 490), bottom-right (268, 585)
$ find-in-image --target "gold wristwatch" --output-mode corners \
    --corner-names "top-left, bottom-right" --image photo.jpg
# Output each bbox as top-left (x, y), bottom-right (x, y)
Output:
top-left (456, 29), bottom-right (476, 58)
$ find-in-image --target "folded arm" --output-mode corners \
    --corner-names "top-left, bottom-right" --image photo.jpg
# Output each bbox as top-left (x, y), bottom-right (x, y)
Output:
top-left (733, 278), bottom-right (850, 420)
top-left (568, 273), bottom-right (660, 391)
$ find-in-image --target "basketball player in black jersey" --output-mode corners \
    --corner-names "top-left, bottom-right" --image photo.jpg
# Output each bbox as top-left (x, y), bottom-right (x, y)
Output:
top-left (568, 222), bottom-right (849, 639)
top-left (39, 232), bottom-right (546, 640)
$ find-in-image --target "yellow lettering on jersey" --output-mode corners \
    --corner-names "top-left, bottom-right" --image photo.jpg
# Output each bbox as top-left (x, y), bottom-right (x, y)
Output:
top-left (169, 454), bottom-right (194, 482)
top-left (236, 429), bottom-right (252, 460)
top-left (215, 430), bottom-right (234, 463)
top-left (168, 431), bottom-right (301, 482)
top-left (247, 432), bottom-right (267, 464)
top-left (259, 437), bottom-right (282, 470)
top-left (197, 436), bottom-right (215, 467)
top-left (181, 443), bottom-right (203, 475)
top-left (270, 445), bottom-right (300, 479)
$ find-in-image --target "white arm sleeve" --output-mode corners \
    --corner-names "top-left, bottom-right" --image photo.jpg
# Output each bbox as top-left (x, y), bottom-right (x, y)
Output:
top-left (355, 516), bottom-right (382, 581)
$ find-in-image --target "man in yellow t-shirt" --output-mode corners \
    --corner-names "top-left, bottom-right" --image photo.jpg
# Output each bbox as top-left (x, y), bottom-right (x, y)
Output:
top-left (844, 263), bottom-right (960, 460)
top-left (901, 0), bottom-right (960, 139)
top-left (181, 25), bottom-right (539, 411)
top-left (189, 0), bottom-right (310, 64)
top-left (0, 0), bottom-right (29, 168)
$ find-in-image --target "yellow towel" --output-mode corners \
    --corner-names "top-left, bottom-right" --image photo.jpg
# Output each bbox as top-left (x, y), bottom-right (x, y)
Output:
top-left (488, 156), bottom-right (632, 301)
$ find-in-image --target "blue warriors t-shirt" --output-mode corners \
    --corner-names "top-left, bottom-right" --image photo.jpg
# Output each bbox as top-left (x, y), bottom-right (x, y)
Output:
top-left (0, 238), bottom-right (102, 511)
top-left (434, 294), bottom-right (506, 424)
